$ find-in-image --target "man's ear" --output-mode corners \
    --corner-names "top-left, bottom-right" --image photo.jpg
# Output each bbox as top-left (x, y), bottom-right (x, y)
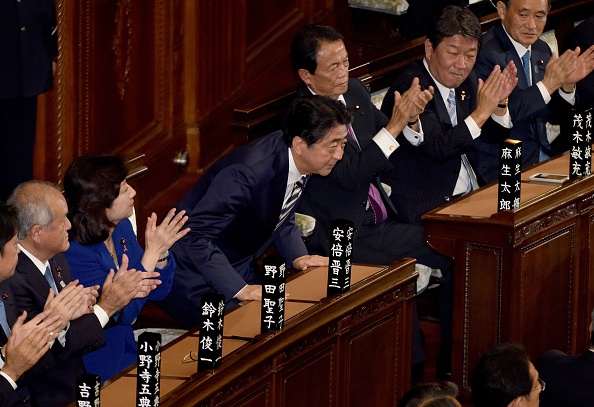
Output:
top-left (298, 68), bottom-right (312, 85)
top-left (424, 39), bottom-right (434, 61)
top-left (508, 396), bottom-right (524, 407)
top-left (291, 136), bottom-right (306, 155)
top-left (29, 225), bottom-right (43, 243)
top-left (497, 1), bottom-right (507, 21)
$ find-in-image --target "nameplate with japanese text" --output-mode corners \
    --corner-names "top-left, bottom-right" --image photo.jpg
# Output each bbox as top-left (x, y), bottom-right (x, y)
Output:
top-left (570, 107), bottom-right (592, 178)
top-left (327, 219), bottom-right (354, 296)
top-left (198, 292), bottom-right (225, 372)
top-left (260, 255), bottom-right (286, 333)
top-left (498, 139), bottom-right (522, 212)
top-left (136, 332), bottom-right (161, 407)
top-left (76, 373), bottom-right (100, 407)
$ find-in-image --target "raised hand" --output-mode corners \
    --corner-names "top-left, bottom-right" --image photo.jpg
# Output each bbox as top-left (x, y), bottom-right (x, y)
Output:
top-left (472, 65), bottom-right (504, 126)
top-left (564, 45), bottom-right (594, 88)
top-left (97, 254), bottom-right (159, 317)
top-left (143, 208), bottom-right (190, 270)
top-left (2, 311), bottom-right (54, 382)
top-left (43, 281), bottom-right (86, 330)
top-left (70, 284), bottom-right (99, 320)
top-left (386, 77), bottom-right (434, 136)
top-left (499, 60), bottom-right (518, 102)
top-left (542, 49), bottom-right (578, 94)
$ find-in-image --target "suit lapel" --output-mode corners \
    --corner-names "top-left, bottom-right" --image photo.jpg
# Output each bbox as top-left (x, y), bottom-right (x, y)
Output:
top-left (49, 259), bottom-right (66, 292)
top-left (17, 252), bottom-right (51, 301)
top-left (494, 24), bottom-right (531, 89)
top-left (419, 61), bottom-right (453, 125)
top-left (530, 46), bottom-right (548, 83)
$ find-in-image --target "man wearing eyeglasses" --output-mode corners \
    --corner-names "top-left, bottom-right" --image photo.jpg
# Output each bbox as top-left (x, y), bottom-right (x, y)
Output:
top-left (472, 342), bottom-right (544, 407)
top-left (536, 307), bottom-right (594, 407)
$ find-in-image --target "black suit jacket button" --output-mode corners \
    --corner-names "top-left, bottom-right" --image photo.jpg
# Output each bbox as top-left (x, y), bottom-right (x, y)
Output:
top-left (360, 201), bottom-right (366, 207)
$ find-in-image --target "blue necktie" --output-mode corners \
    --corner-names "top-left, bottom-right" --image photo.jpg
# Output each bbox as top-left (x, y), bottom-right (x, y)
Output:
top-left (448, 89), bottom-right (478, 192)
top-left (44, 265), bottom-right (58, 295)
top-left (522, 50), bottom-right (531, 86)
top-left (0, 300), bottom-right (11, 337)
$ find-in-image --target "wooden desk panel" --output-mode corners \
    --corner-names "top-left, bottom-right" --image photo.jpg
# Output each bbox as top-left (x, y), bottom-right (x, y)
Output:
top-left (98, 261), bottom-right (418, 407)
top-left (422, 153), bottom-right (594, 394)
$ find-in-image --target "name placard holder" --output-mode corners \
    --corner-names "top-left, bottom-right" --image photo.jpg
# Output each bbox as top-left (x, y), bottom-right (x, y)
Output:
top-left (327, 219), bottom-right (354, 297)
top-left (198, 292), bottom-right (225, 372)
top-left (76, 373), bottom-right (100, 406)
top-left (136, 332), bottom-right (161, 407)
top-left (569, 107), bottom-right (592, 178)
top-left (498, 139), bottom-right (522, 212)
top-left (260, 255), bottom-right (286, 334)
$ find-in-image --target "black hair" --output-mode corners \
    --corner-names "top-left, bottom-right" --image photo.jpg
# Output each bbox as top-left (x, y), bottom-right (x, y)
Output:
top-left (471, 343), bottom-right (533, 407)
top-left (290, 24), bottom-right (344, 74)
top-left (0, 204), bottom-right (18, 255)
top-left (64, 155), bottom-right (128, 245)
top-left (427, 6), bottom-right (482, 50)
top-left (283, 95), bottom-right (353, 147)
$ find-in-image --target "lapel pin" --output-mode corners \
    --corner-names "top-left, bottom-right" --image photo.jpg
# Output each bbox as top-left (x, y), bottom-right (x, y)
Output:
top-left (461, 90), bottom-right (467, 101)
top-left (55, 265), bottom-right (62, 279)
top-left (2, 294), bottom-right (7, 300)
top-left (120, 238), bottom-right (128, 252)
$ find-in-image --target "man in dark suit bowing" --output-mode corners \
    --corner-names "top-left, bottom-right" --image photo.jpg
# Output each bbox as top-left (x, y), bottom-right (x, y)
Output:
top-left (473, 0), bottom-right (594, 183)
top-left (291, 24), bottom-right (453, 378)
top-left (6, 181), bottom-right (157, 407)
top-left (161, 96), bottom-right (352, 328)
top-left (0, 204), bottom-right (62, 407)
top-left (380, 6), bottom-right (517, 226)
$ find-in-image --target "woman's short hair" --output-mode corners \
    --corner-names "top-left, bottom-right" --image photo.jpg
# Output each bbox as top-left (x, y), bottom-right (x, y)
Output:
top-left (64, 155), bottom-right (128, 245)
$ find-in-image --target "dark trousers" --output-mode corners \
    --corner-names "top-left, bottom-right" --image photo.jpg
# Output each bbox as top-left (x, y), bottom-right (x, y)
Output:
top-left (0, 96), bottom-right (37, 202)
top-left (353, 212), bottom-right (454, 368)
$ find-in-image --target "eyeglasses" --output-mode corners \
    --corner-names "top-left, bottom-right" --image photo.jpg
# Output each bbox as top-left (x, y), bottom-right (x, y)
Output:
top-left (182, 351), bottom-right (198, 364)
top-left (531, 378), bottom-right (546, 393)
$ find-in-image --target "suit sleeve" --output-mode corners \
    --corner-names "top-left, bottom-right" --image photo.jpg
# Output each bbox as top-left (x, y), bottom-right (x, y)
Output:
top-left (180, 165), bottom-right (269, 300)
top-left (0, 375), bottom-right (15, 407)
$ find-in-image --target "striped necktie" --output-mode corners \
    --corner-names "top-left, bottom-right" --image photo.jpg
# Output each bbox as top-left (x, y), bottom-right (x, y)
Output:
top-left (276, 176), bottom-right (306, 230)
top-left (448, 89), bottom-right (478, 192)
top-left (522, 50), bottom-right (531, 86)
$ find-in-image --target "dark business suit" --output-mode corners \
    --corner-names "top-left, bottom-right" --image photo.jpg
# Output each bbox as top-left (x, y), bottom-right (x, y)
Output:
top-left (0, 0), bottom-right (57, 201)
top-left (160, 131), bottom-right (308, 328)
top-left (0, 283), bottom-right (32, 407)
top-left (473, 24), bottom-right (573, 183)
top-left (295, 79), bottom-right (453, 369)
top-left (536, 348), bottom-right (594, 407)
top-left (566, 15), bottom-right (594, 109)
top-left (380, 60), bottom-right (510, 225)
top-left (7, 252), bottom-right (105, 407)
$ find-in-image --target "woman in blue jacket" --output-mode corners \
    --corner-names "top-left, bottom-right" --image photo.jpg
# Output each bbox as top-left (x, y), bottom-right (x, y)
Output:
top-left (63, 155), bottom-right (189, 382)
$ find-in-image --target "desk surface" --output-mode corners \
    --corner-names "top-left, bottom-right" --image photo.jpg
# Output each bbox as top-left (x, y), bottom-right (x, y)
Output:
top-left (100, 263), bottom-right (392, 405)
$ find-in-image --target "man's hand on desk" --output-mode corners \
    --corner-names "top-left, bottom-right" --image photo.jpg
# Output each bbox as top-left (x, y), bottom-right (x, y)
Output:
top-left (293, 255), bottom-right (328, 271)
top-left (235, 285), bottom-right (262, 302)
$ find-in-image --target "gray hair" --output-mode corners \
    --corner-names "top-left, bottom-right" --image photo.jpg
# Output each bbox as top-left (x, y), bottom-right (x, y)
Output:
top-left (7, 181), bottom-right (60, 240)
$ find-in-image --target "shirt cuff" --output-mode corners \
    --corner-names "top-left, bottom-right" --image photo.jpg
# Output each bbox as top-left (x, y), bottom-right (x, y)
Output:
top-left (490, 109), bottom-right (513, 128)
top-left (94, 305), bottom-right (110, 328)
top-left (0, 371), bottom-right (17, 390)
top-left (558, 87), bottom-right (576, 105)
top-left (537, 81), bottom-right (552, 104)
top-left (464, 116), bottom-right (481, 140)
top-left (402, 121), bottom-right (424, 146)
top-left (373, 128), bottom-right (400, 157)
top-left (56, 322), bottom-right (70, 347)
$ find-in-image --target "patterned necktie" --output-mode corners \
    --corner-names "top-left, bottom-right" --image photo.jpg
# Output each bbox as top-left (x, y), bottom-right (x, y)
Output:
top-left (0, 300), bottom-right (10, 337)
top-left (276, 176), bottom-right (306, 230)
top-left (522, 50), bottom-right (531, 86)
top-left (448, 89), bottom-right (478, 192)
top-left (347, 125), bottom-right (388, 224)
top-left (44, 265), bottom-right (58, 295)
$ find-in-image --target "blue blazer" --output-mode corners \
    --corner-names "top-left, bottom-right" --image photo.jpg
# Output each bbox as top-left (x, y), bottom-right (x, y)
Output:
top-left (8, 253), bottom-right (105, 407)
top-left (160, 131), bottom-right (307, 328)
top-left (65, 218), bottom-right (175, 382)
top-left (380, 59), bottom-right (509, 224)
top-left (473, 24), bottom-right (573, 183)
